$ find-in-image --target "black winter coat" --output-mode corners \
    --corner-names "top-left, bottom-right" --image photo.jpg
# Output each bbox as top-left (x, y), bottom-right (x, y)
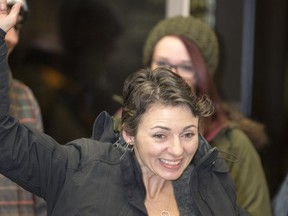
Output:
top-left (0, 29), bottom-right (249, 216)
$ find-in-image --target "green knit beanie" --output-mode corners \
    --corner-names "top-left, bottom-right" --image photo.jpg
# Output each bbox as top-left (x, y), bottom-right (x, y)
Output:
top-left (143, 16), bottom-right (219, 76)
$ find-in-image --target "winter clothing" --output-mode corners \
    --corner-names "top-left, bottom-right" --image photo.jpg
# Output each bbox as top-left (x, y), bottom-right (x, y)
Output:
top-left (222, 102), bottom-right (269, 150)
top-left (0, 29), bottom-right (248, 216)
top-left (210, 124), bottom-right (271, 216)
top-left (142, 15), bottom-right (271, 216)
top-left (0, 73), bottom-right (47, 216)
top-left (0, 24), bottom-right (46, 216)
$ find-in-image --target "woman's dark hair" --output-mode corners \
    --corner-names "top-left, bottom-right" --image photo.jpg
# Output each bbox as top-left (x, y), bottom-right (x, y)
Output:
top-left (146, 35), bottom-right (228, 138)
top-left (178, 35), bottom-right (228, 137)
top-left (121, 67), bottom-right (214, 136)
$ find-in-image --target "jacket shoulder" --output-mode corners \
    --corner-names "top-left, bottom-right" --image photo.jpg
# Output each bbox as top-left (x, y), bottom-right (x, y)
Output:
top-left (211, 126), bottom-right (257, 157)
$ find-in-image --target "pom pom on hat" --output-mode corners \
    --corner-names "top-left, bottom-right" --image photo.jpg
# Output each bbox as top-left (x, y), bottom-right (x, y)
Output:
top-left (143, 16), bottom-right (219, 76)
top-left (7, 0), bottom-right (28, 12)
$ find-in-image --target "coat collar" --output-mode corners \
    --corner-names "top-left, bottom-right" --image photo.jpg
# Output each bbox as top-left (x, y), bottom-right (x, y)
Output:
top-left (92, 111), bottom-right (119, 143)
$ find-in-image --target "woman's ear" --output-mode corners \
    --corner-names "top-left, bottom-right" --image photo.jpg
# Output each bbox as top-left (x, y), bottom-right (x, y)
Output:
top-left (122, 129), bottom-right (134, 144)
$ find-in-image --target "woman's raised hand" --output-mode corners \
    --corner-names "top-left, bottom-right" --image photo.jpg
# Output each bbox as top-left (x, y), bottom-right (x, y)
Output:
top-left (0, 0), bottom-right (21, 32)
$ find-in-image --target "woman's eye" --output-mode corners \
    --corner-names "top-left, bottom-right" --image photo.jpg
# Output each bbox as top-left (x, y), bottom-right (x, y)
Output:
top-left (179, 65), bottom-right (194, 72)
top-left (153, 134), bottom-right (165, 139)
top-left (181, 132), bottom-right (195, 139)
top-left (156, 61), bottom-right (169, 67)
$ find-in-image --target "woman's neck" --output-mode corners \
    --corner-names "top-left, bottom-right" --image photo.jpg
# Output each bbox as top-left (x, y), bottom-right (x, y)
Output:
top-left (143, 172), bottom-right (169, 199)
top-left (144, 177), bottom-right (179, 216)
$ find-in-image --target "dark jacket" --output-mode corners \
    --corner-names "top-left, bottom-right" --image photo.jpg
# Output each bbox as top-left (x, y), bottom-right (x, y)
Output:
top-left (0, 29), bottom-right (248, 216)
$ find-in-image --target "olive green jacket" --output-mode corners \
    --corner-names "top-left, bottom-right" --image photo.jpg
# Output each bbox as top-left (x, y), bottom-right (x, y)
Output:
top-left (210, 125), bottom-right (271, 216)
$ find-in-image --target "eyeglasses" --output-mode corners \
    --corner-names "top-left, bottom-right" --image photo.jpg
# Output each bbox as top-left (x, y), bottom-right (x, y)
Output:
top-left (152, 60), bottom-right (195, 74)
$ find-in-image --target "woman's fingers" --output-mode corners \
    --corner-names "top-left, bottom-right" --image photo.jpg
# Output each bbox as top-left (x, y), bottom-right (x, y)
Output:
top-left (9, 2), bottom-right (21, 16)
top-left (0, 1), bottom-right (21, 32)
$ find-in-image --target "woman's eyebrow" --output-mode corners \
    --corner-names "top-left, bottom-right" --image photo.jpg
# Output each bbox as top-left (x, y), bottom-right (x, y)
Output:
top-left (151, 124), bottom-right (198, 131)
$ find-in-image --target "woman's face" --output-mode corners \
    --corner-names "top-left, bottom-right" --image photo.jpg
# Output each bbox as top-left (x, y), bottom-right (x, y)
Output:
top-left (125, 103), bottom-right (199, 181)
top-left (151, 36), bottom-right (196, 87)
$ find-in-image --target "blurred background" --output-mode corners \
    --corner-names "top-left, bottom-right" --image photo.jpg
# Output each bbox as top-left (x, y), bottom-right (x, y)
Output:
top-left (9, 0), bottom-right (288, 200)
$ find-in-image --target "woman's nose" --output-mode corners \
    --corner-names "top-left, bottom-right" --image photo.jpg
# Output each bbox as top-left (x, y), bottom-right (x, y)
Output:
top-left (168, 138), bottom-right (184, 156)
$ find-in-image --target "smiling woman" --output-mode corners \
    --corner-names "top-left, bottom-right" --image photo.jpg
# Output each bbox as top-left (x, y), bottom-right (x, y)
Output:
top-left (131, 104), bottom-right (197, 216)
top-left (0, 4), bottom-right (249, 214)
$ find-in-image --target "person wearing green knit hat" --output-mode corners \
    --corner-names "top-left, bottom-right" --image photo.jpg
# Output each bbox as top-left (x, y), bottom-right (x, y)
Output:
top-left (143, 15), bottom-right (219, 76)
top-left (143, 15), bottom-right (272, 216)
